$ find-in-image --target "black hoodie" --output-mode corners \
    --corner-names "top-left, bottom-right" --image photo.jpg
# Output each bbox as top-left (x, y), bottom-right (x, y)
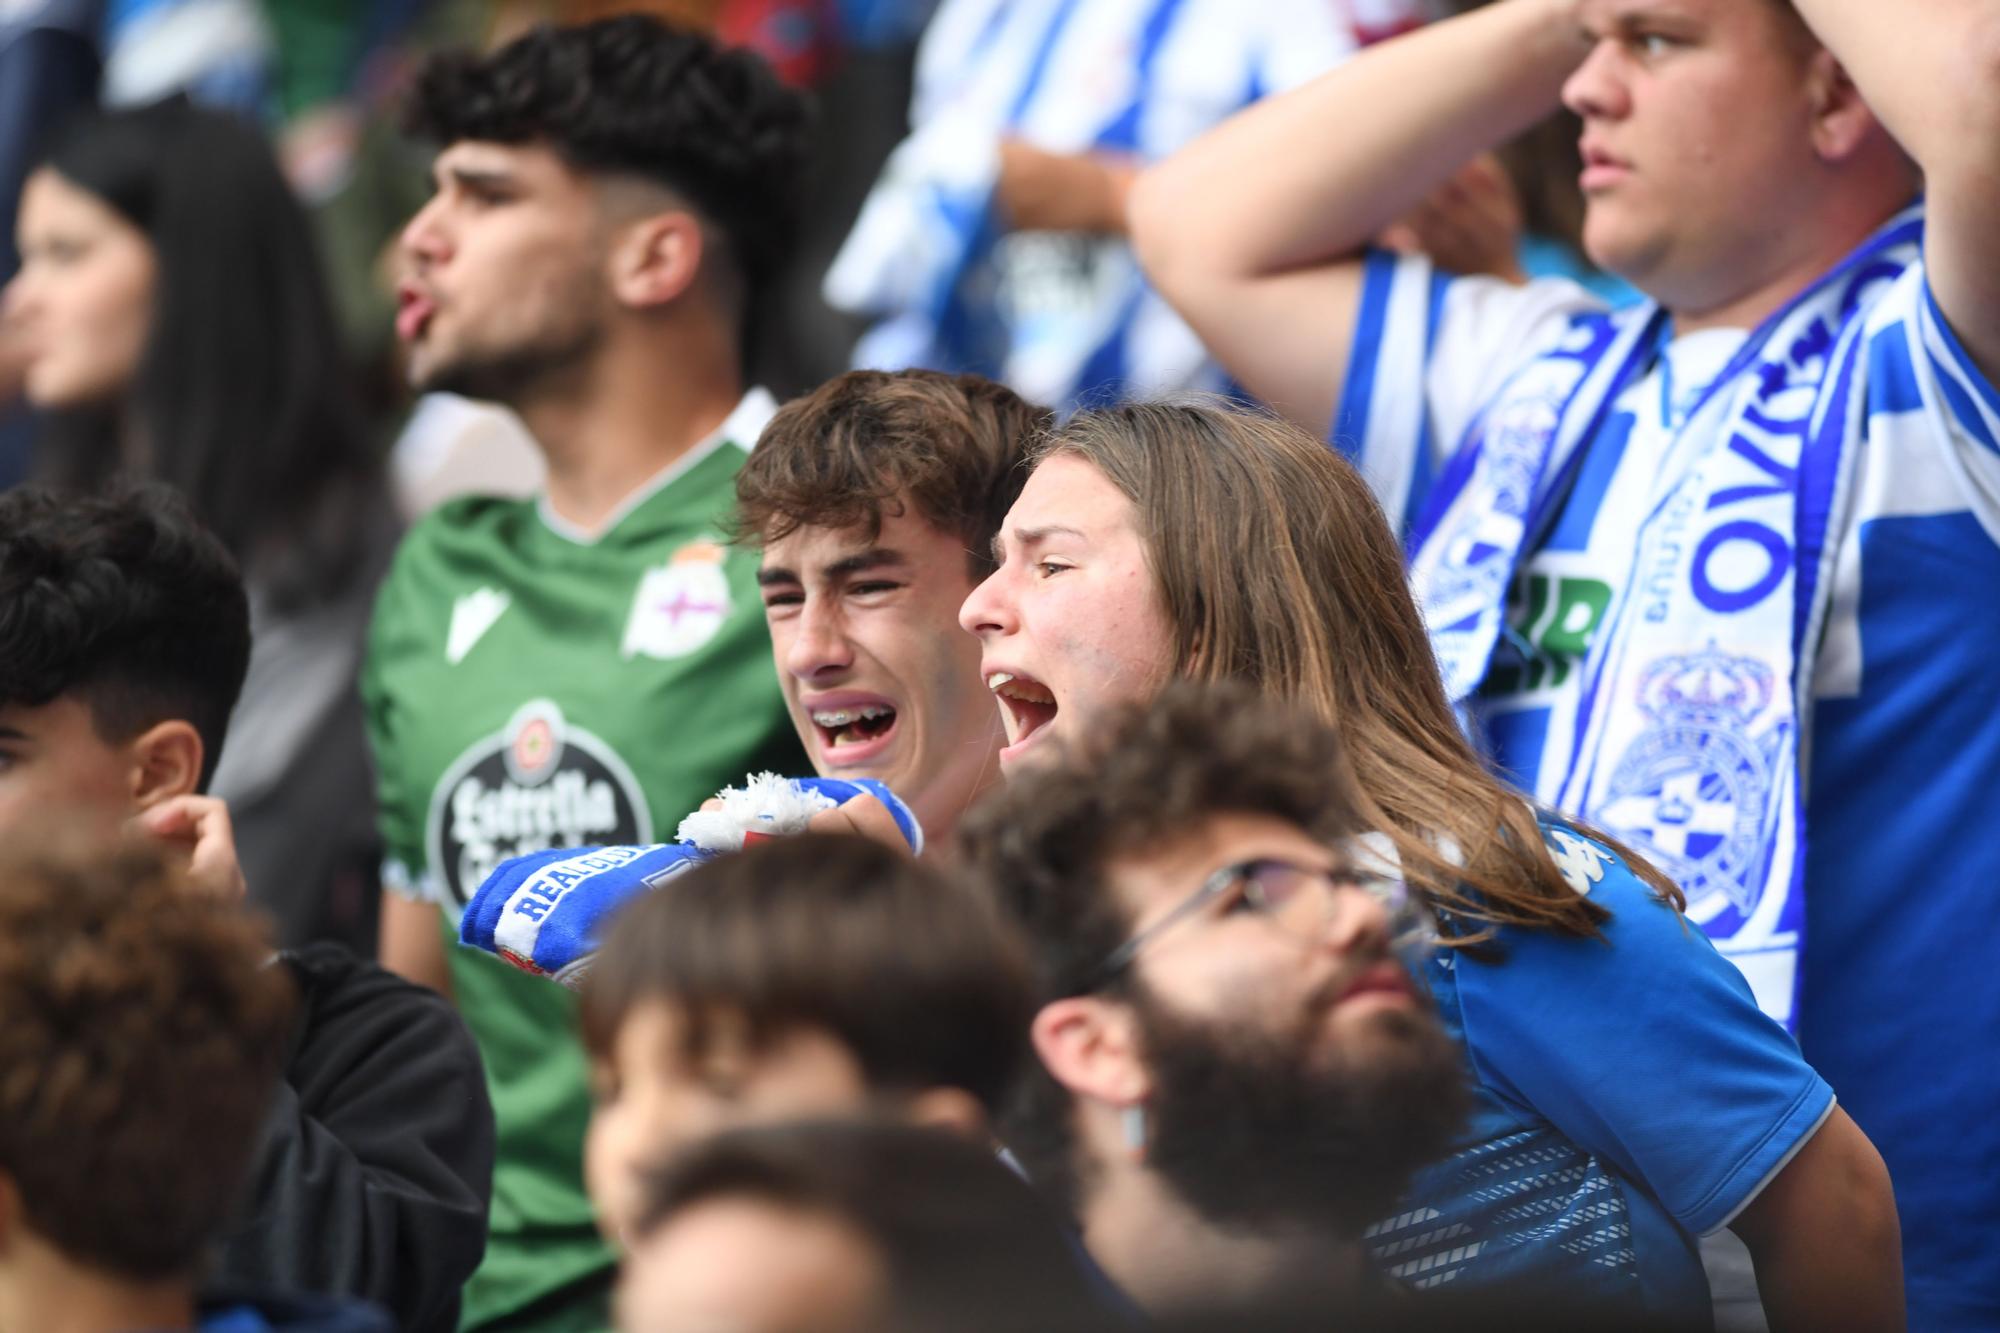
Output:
top-left (214, 944), bottom-right (496, 1333)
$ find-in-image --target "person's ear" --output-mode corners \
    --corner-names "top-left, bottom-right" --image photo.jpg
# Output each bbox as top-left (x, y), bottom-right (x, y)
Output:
top-left (1804, 50), bottom-right (1879, 164)
top-left (1030, 997), bottom-right (1150, 1110)
top-left (902, 1086), bottom-right (989, 1141)
top-left (126, 720), bottom-right (204, 810)
top-left (608, 210), bottom-right (704, 311)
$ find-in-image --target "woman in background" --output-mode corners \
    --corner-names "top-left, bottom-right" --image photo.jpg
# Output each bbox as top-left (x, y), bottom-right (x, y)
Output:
top-left (3, 99), bottom-right (395, 951)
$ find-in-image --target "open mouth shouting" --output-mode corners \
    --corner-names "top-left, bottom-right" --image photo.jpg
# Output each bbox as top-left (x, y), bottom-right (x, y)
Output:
top-left (986, 670), bottom-right (1058, 763)
top-left (805, 693), bottom-right (900, 766)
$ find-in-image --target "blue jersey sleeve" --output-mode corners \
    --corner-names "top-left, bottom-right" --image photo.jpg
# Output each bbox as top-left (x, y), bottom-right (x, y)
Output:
top-left (1334, 250), bottom-right (1606, 539)
top-left (1452, 829), bottom-right (1835, 1237)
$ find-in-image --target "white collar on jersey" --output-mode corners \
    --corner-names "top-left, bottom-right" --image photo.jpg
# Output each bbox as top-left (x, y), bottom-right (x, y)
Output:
top-left (536, 386), bottom-right (779, 546)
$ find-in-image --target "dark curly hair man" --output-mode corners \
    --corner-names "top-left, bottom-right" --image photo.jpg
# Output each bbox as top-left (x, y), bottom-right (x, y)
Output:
top-left (373, 17), bottom-right (815, 1331)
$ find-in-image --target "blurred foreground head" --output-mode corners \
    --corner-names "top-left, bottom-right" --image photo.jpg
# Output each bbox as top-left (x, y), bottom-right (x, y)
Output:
top-left (0, 831), bottom-right (292, 1314)
top-left (579, 833), bottom-right (1033, 1245)
top-left (961, 681), bottom-right (1468, 1313)
top-left (397, 13), bottom-right (811, 401)
top-left (617, 1119), bottom-right (1110, 1333)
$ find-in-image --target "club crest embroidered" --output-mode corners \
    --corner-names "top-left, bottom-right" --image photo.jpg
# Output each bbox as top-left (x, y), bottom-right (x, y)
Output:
top-left (1593, 646), bottom-right (1787, 928)
top-left (622, 539), bottom-right (732, 660)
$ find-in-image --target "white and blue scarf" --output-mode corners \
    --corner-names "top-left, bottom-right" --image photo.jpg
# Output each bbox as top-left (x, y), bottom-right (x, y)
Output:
top-left (1407, 208), bottom-right (1925, 1026)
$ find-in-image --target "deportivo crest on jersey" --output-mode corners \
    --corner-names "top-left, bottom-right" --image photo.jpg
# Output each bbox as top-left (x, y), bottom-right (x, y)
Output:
top-left (1595, 646), bottom-right (1785, 927)
top-left (446, 586), bottom-right (511, 665)
top-left (622, 539), bottom-right (731, 660)
top-left (425, 699), bottom-right (652, 911)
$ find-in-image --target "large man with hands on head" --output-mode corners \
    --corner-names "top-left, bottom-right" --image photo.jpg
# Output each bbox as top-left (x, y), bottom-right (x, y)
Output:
top-left (366, 16), bottom-right (811, 1329)
top-left (1132, 3), bottom-right (2000, 1325)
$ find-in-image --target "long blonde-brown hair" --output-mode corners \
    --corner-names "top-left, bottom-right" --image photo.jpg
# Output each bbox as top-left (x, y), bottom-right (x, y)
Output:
top-left (1038, 400), bottom-right (1682, 942)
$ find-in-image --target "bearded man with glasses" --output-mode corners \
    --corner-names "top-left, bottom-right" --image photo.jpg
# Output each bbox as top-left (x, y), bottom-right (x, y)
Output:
top-left (959, 680), bottom-right (1470, 1324)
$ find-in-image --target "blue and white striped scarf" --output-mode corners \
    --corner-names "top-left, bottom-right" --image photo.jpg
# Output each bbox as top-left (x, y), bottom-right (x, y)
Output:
top-left (1407, 207), bottom-right (1926, 1027)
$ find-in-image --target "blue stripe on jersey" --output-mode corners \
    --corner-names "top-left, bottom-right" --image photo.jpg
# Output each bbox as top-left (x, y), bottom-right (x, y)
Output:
top-left (1481, 704), bottom-right (1552, 795)
top-left (1932, 369), bottom-right (2000, 454)
top-left (1865, 325), bottom-right (1924, 415)
top-left (1071, 289), bottom-right (1142, 409)
top-left (1336, 249), bottom-right (1400, 449)
top-left (1802, 510), bottom-right (2000, 1331)
top-left (1093, 0), bottom-right (1193, 153)
top-left (1543, 408), bottom-right (1639, 553)
top-left (1398, 270), bottom-right (1455, 532)
top-left (1921, 281), bottom-right (2000, 452)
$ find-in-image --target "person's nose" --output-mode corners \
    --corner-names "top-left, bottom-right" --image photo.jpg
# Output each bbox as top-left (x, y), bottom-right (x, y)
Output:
top-left (1313, 882), bottom-right (1394, 962)
top-left (1, 267), bottom-right (40, 326)
top-left (399, 195), bottom-right (452, 271)
top-left (959, 566), bottom-right (1017, 639)
top-left (1561, 38), bottom-right (1630, 122)
top-left (785, 597), bottom-right (855, 682)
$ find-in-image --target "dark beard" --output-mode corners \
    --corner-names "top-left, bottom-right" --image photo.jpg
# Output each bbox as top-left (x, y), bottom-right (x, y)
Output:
top-left (1132, 979), bottom-right (1469, 1238)
top-left (414, 321), bottom-right (602, 406)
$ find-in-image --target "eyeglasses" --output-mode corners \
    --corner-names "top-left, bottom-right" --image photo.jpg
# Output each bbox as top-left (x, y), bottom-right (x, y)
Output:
top-left (1093, 853), bottom-right (1433, 988)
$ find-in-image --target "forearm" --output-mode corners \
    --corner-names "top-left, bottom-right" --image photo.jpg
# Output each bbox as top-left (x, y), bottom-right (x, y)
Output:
top-left (996, 141), bottom-right (1136, 235)
top-left (378, 892), bottom-right (455, 998)
top-left (1731, 1108), bottom-right (1905, 1333)
top-left (1789, 0), bottom-right (2000, 179)
top-left (1131, 0), bottom-right (1587, 285)
top-left (1792, 0), bottom-right (2000, 377)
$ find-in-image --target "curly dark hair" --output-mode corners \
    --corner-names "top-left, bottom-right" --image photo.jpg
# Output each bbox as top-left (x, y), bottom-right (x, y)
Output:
top-left (735, 370), bottom-right (1053, 579)
top-left (956, 681), bottom-right (1370, 1218)
top-left (0, 484), bottom-right (250, 789)
top-left (580, 833), bottom-right (1034, 1118)
top-left (404, 13), bottom-right (812, 299)
top-left (0, 831), bottom-right (295, 1281)
top-left (959, 680), bottom-right (1366, 1005)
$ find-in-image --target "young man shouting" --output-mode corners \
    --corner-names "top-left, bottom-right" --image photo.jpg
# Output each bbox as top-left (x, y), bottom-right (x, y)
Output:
top-left (736, 367), bottom-right (1052, 852)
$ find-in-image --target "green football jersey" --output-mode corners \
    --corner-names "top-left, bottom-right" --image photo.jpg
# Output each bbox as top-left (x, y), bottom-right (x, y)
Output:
top-left (361, 393), bottom-right (806, 1332)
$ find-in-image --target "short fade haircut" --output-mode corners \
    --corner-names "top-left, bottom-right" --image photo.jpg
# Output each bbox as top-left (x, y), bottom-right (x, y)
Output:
top-left (579, 833), bottom-right (1034, 1117)
top-left (404, 14), bottom-right (812, 304)
top-left (957, 680), bottom-right (1367, 1214)
top-left (0, 832), bottom-right (294, 1281)
top-left (0, 484), bottom-right (251, 789)
top-left (734, 370), bottom-right (1053, 579)
top-left (631, 1119), bottom-right (1110, 1333)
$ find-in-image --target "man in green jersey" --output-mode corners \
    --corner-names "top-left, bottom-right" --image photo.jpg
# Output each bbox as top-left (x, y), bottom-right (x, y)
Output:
top-left (366, 16), bottom-right (810, 1331)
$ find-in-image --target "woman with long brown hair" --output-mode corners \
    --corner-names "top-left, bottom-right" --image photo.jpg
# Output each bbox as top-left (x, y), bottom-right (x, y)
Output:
top-left (958, 400), bottom-right (1898, 1326)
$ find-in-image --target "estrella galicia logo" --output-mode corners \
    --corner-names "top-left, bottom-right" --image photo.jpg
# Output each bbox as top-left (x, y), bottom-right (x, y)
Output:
top-left (1594, 646), bottom-right (1786, 928)
top-left (425, 699), bottom-right (653, 913)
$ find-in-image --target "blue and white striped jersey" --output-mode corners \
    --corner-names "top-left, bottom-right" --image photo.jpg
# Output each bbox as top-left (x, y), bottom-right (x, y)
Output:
top-left (1338, 241), bottom-right (2000, 1333)
top-left (826, 0), bottom-right (1420, 411)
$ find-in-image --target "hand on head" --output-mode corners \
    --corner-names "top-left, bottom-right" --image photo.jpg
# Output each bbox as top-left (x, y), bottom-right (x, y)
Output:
top-left (133, 795), bottom-right (247, 905)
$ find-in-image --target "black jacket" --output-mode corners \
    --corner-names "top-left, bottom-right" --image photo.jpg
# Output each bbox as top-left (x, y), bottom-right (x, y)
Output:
top-left (216, 944), bottom-right (495, 1333)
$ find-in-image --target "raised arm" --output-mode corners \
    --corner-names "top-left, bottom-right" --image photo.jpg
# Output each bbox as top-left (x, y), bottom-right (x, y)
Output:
top-left (1128, 0), bottom-right (1590, 431)
top-left (1789, 0), bottom-right (2000, 379)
